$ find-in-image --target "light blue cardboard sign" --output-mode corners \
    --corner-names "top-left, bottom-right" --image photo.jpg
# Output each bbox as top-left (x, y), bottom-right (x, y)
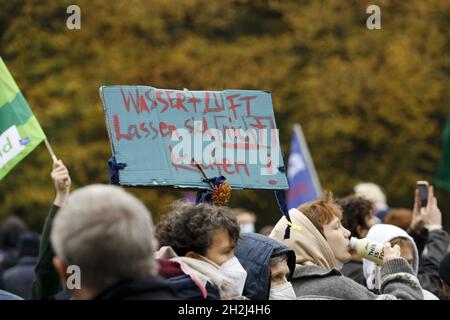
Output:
top-left (100, 86), bottom-right (288, 190)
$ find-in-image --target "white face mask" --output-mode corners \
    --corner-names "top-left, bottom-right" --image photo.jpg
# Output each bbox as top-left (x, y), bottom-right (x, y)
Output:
top-left (220, 256), bottom-right (247, 298)
top-left (269, 282), bottom-right (296, 300)
top-left (240, 223), bottom-right (255, 234)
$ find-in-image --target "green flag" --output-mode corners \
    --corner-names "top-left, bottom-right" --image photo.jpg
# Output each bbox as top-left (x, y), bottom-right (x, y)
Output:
top-left (0, 57), bottom-right (46, 181)
top-left (436, 116), bottom-right (450, 192)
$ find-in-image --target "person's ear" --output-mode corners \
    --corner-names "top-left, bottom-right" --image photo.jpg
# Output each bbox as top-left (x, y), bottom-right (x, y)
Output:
top-left (53, 256), bottom-right (69, 288)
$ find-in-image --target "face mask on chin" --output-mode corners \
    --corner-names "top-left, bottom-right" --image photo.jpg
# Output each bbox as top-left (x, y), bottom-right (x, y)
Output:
top-left (269, 282), bottom-right (296, 300)
top-left (219, 256), bottom-right (247, 298)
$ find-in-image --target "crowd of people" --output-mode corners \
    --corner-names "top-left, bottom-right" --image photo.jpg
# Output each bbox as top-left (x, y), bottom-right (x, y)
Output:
top-left (0, 161), bottom-right (449, 300)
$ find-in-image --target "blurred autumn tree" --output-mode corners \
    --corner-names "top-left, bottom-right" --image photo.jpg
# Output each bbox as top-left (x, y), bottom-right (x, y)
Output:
top-left (0, 0), bottom-right (449, 231)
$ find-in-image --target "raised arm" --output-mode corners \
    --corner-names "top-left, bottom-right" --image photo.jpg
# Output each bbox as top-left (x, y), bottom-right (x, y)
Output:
top-left (31, 160), bottom-right (71, 300)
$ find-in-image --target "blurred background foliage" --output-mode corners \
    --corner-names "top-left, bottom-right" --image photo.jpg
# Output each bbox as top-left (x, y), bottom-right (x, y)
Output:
top-left (0, 0), bottom-right (449, 231)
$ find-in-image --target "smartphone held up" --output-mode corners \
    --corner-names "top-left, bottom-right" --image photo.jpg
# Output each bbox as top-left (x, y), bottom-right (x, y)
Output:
top-left (417, 180), bottom-right (429, 208)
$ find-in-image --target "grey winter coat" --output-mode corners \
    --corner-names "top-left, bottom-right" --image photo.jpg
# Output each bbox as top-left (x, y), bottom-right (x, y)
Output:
top-left (292, 258), bottom-right (423, 300)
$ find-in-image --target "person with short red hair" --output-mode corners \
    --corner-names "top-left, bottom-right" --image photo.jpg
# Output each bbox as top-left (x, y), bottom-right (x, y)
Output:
top-left (270, 192), bottom-right (423, 300)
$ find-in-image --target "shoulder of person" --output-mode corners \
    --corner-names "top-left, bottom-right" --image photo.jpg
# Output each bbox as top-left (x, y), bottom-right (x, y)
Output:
top-left (292, 264), bottom-right (341, 280)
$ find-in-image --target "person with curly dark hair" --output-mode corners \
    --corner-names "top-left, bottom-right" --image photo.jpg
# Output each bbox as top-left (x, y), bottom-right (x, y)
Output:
top-left (155, 201), bottom-right (247, 300)
top-left (339, 195), bottom-right (377, 239)
top-left (337, 195), bottom-right (377, 285)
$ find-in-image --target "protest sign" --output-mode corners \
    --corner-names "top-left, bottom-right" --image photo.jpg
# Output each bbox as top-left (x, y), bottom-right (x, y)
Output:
top-left (100, 86), bottom-right (288, 190)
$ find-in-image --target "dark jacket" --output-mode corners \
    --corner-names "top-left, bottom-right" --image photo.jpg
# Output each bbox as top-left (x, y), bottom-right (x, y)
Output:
top-left (408, 227), bottom-right (429, 256)
top-left (165, 274), bottom-right (220, 300)
top-left (417, 229), bottom-right (449, 299)
top-left (93, 276), bottom-right (177, 300)
top-left (234, 233), bottom-right (296, 300)
top-left (0, 249), bottom-right (19, 271)
top-left (0, 249), bottom-right (20, 289)
top-left (31, 205), bottom-right (62, 300)
top-left (2, 256), bottom-right (37, 299)
top-left (158, 259), bottom-right (220, 300)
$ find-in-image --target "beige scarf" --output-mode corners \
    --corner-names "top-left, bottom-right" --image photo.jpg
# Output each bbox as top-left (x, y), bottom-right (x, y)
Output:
top-left (270, 208), bottom-right (337, 270)
top-left (156, 246), bottom-right (235, 299)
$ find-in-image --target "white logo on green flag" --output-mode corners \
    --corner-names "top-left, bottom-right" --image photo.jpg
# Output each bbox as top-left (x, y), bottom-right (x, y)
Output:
top-left (0, 126), bottom-right (25, 169)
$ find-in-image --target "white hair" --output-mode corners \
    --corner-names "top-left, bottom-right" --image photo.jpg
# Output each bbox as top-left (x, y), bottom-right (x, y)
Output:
top-left (51, 184), bottom-right (157, 291)
top-left (270, 254), bottom-right (288, 267)
top-left (354, 182), bottom-right (387, 210)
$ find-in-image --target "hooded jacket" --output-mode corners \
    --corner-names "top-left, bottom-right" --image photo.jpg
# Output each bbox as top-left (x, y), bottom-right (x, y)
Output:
top-left (270, 208), bottom-right (338, 269)
top-left (363, 224), bottom-right (438, 299)
top-left (270, 208), bottom-right (423, 300)
top-left (234, 233), bottom-right (296, 300)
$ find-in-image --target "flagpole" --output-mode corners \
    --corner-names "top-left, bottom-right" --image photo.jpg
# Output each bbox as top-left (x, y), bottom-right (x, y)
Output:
top-left (44, 138), bottom-right (70, 188)
top-left (44, 138), bottom-right (58, 162)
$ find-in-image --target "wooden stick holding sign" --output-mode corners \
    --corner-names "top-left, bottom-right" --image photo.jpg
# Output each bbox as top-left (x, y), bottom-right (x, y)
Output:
top-left (192, 158), bottom-right (214, 189)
